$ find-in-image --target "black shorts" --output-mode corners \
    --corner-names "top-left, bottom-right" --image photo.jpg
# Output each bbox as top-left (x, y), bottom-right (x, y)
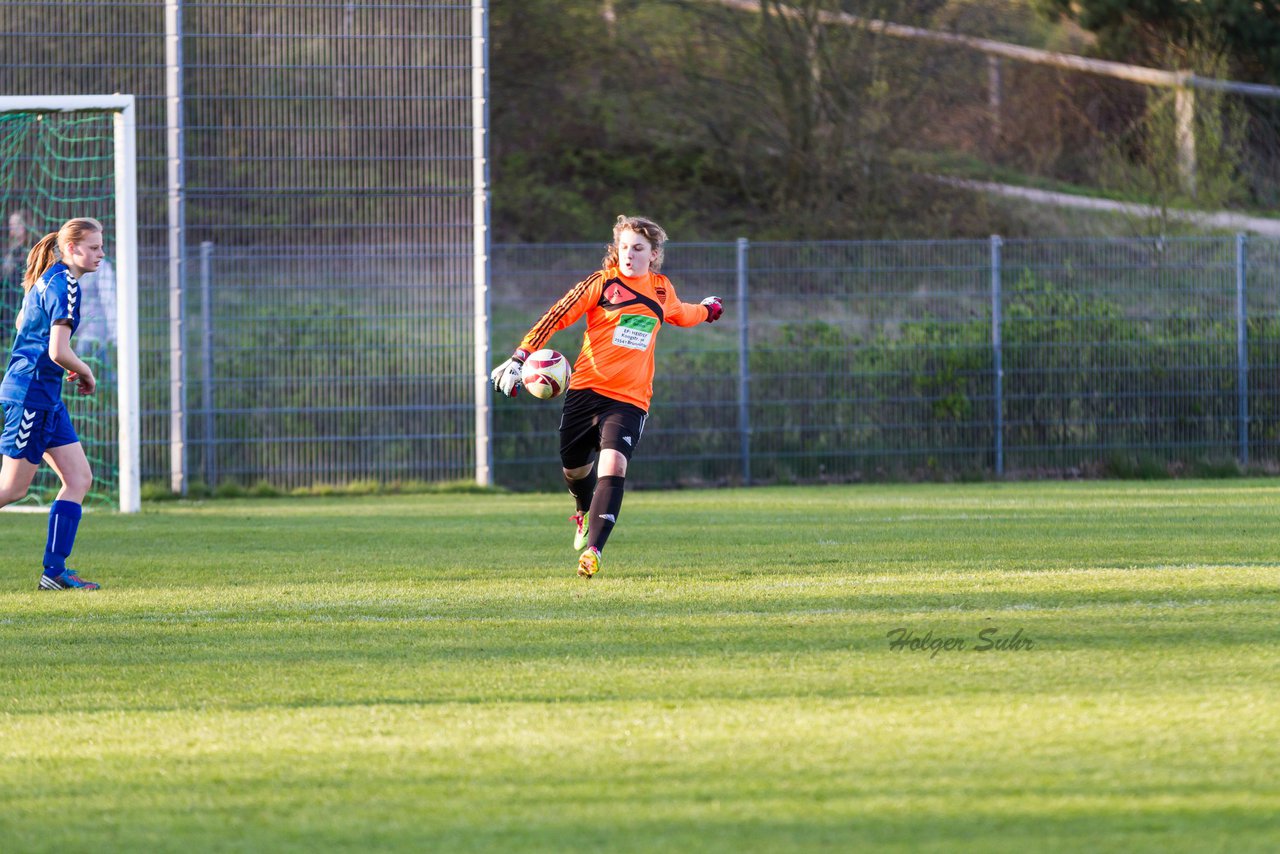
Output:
top-left (558, 388), bottom-right (648, 470)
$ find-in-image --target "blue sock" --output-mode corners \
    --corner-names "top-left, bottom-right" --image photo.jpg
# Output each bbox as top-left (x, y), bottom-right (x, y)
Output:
top-left (43, 500), bottom-right (83, 575)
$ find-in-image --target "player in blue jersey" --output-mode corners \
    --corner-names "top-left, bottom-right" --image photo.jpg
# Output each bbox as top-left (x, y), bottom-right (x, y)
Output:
top-left (0, 218), bottom-right (105, 590)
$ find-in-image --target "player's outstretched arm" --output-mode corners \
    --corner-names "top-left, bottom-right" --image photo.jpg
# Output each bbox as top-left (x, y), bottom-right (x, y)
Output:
top-left (492, 273), bottom-right (605, 397)
top-left (657, 275), bottom-right (723, 328)
top-left (490, 347), bottom-right (529, 397)
top-left (665, 291), bottom-right (725, 328)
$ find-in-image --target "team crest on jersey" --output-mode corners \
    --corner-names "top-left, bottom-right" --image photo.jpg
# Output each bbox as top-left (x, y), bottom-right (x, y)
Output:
top-left (655, 287), bottom-right (667, 301)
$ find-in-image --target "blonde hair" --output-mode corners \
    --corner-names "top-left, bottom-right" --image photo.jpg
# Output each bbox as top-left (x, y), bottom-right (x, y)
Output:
top-left (602, 215), bottom-right (668, 273)
top-left (22, 217), bottom-right (103, 293)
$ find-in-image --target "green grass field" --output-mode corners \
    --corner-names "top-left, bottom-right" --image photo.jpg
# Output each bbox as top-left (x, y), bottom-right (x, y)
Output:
top-left (2, 481), bottom-right (1278, 852)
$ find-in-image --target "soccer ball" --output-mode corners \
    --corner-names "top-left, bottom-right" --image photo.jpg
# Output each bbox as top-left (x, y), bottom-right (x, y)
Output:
top-left (520, 349), bottom-right (571, 400)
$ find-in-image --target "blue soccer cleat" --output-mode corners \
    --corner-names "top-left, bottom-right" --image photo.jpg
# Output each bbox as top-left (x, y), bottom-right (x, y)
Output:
top-left (39, 569), bottom-right (101, 591)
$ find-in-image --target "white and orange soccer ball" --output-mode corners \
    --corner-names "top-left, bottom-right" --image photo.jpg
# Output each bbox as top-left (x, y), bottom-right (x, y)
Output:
top-left (520, 349), bottom-right (572, 400)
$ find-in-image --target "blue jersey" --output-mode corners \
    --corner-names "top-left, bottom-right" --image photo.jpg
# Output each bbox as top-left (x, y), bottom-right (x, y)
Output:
top-left (0, 263), bottom-right (82, 409)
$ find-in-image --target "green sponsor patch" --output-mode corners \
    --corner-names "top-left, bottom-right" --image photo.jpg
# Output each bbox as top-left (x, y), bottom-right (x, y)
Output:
top-left (618, 314), bottom-right (658, 333)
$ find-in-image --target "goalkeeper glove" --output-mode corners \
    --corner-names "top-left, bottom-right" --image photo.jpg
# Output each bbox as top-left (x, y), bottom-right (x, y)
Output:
top-left (490, 348), bottom-right (529, 397)
top-left (701, 296), bottom-right (724, 323)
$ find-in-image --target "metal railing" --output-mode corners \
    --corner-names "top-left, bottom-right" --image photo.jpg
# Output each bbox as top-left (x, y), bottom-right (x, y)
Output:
top-left (491, 236), bottom-right (1280, 489)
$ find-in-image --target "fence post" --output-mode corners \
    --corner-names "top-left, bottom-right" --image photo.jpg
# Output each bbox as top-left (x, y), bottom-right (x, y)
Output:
top-left (991, 235), bottom-right (1004, 477)
top-left (736, 237), bottom-right (751, 486)
top-left (199, 241), bottom-right (215, 488)
top-left (472, 0), bottom-right (492, 487)
top-left (1175, 82), bottom-right (1197, 197)
top-left (1236, 232), bottom-right (1249, 465)
top-left (165, 0), bottom-right (188, 496)
top-left (987, 55), bottom-right (1002, 143)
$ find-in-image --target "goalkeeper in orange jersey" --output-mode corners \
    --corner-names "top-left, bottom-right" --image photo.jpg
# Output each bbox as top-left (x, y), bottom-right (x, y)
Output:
top-left (491, 215), bottom-right (724, 578)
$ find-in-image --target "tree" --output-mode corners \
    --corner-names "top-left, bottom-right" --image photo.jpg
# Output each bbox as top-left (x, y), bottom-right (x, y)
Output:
top-left (1096, 43), bottom-right (1249, 231)
top-left (660, 0), bottom-right (966, 236)
top-left (1034, 0), bottom-right (1280, 84)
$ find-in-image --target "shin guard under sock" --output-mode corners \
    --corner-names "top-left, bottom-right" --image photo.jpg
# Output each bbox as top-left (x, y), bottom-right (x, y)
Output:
top-left (565, 468), bottom-right (598, 514)
top-left (44, 499), bottom-right (83, 573)
top-left (586, 475), bottom-right (625, 552)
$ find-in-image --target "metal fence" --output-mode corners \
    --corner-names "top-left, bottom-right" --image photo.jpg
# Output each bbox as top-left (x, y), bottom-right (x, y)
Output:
top-left (8, 4), bottom-right (1280, 494)
top-left (187, 241), bottom-right (476, 489)
top-left (4, 0), bottom-right (484, 493)
top-left (492, 236), bottom-right (1280, 490)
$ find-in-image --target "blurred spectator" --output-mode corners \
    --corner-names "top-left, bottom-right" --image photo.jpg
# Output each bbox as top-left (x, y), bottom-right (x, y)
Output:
top-left (1, 209), bottom-right (39, 335)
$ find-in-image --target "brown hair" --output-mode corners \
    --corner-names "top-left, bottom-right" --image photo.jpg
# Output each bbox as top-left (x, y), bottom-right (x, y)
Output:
top-left (7, 208), bottom-right (36, 247)
top-left (602, 215), bottom-right (668, 273)
top-left (22, 217), bottom-right (103, 293)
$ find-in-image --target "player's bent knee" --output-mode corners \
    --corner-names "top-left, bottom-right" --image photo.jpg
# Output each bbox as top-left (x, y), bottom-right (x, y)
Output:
top-left (0, 486), bottom-right (28, 507)
top-left (598, 449), bottom-right (628, 478)
top-left (61, 472), bottom-right (93, 500)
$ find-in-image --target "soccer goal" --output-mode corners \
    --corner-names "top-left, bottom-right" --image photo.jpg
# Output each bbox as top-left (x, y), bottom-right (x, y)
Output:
top-left (0, 95), bottom-right (140, 513)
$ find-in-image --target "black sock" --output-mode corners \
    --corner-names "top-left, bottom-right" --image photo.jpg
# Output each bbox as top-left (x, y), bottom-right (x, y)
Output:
top-left (587, 475), bottom-right (625, 552)
top-left (565, 468), bottom-right (597, 514)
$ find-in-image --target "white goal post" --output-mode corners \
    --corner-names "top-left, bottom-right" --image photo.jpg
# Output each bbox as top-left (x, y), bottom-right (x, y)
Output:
top-left (0, 95), bottom-right (141, 513)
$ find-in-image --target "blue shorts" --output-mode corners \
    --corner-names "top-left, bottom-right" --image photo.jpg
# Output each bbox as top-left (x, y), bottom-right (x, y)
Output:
top-left (1, 401), bottom-right (79, 463)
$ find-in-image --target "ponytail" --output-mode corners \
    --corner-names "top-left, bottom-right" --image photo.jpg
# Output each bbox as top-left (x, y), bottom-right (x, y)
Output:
top-left (21, 233), bottom-right (59, 293)
top-left (20, 217), bottom-right (104, 293)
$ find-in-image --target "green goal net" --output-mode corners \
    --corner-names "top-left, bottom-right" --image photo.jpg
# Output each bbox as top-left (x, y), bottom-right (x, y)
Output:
top-left (0, 98), bottom-right (140, 512)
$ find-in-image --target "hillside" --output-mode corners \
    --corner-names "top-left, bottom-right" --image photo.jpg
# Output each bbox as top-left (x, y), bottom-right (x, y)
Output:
top-left (489, 0), bottom-right (1278, 243)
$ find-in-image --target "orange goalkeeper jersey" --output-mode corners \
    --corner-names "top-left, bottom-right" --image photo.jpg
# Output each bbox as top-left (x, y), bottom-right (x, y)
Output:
top-left (517, 266), bottom-right (711, 412)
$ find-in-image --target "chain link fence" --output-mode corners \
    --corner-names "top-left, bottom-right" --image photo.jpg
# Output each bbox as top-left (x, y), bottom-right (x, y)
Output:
top-left (493, 236), bottom-right (1280, 490)
top-left (7, 4), bottom-right (1280, 494)
top-left (4, 0), bottom-right (482, 493)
